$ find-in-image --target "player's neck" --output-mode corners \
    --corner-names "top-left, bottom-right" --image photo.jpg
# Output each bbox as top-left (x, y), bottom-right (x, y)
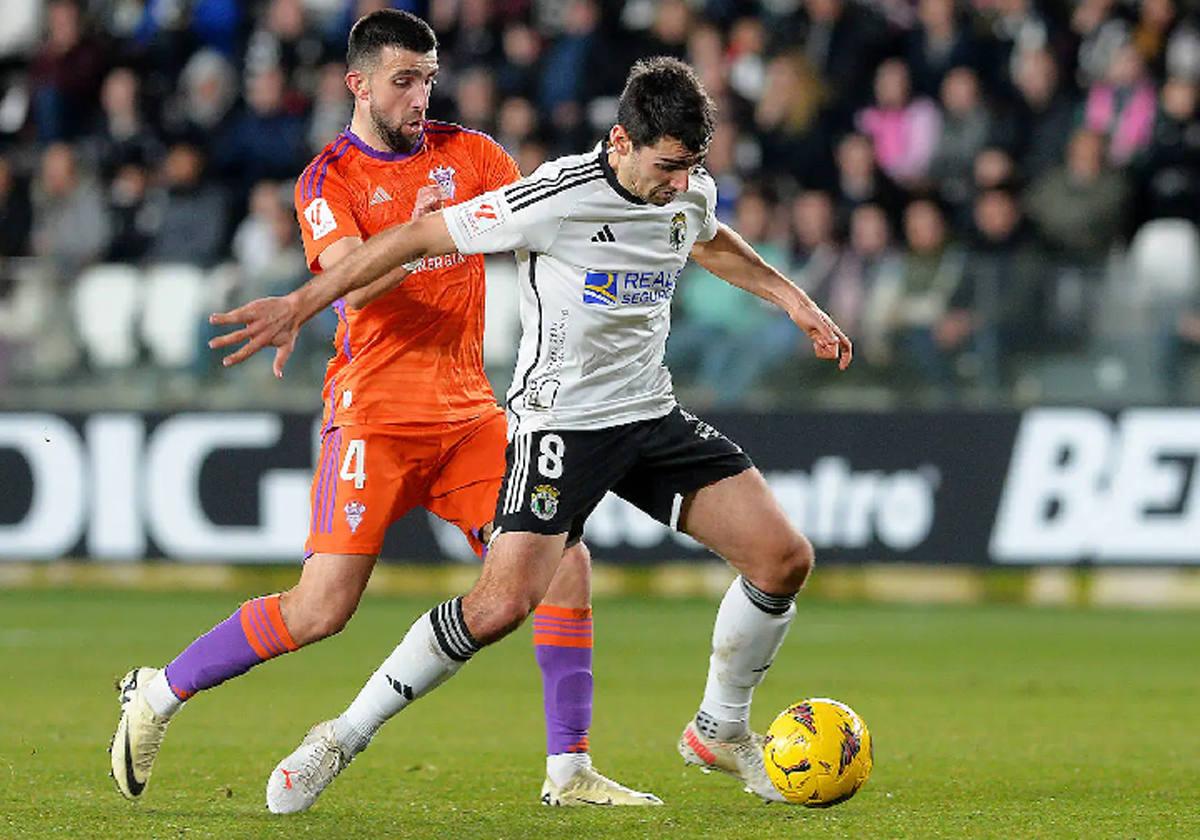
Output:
top-left (348, 112), bottom-right (418, 156)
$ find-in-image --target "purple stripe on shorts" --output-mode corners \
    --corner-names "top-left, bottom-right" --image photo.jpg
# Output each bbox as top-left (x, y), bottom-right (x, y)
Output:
top-left (323, 429), bottom-right (342, 533)
top-left (332, 299), bottom-right (352, 361)
top-left (322, 380), bottom-right (336, 435)
top-left (312, 433), bottom-right (334, 534)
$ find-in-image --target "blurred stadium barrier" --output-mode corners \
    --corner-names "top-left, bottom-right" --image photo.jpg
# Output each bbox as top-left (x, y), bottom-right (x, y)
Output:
top-left (2, 406), bottom-right (1197, 566)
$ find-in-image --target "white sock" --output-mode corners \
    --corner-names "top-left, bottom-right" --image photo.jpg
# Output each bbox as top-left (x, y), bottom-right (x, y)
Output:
top-left (546, 752), bottom-right (592, 787)
top-left (144, 669), bottom-right (183, 719)
top-left (697, 576), bottom-right (796, 741)
top-left (333, 598), bottom-right (479, 756)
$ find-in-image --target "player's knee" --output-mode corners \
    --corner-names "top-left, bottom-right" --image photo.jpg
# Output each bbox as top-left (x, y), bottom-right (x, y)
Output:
top-left (466, 591), bottom-right (538, 645)
top-left (752, 532), bottom-right (814, 596)
top-left (282, 592), bottom-right (357, 646)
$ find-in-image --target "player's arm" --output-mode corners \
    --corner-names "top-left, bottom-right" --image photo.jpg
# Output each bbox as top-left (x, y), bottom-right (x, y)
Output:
top-left (690, 222), bottom-right (853, 369)
top-left (318, 185), bottom-right (447, 308)
top-left (210, 211), bottom-right (459, 372)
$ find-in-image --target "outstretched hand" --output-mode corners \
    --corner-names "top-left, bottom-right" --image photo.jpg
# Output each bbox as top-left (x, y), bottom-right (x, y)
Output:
top-left (792, 302), bottom-right (853, 370)
top-left (208, 295), bottom-right (299, 377)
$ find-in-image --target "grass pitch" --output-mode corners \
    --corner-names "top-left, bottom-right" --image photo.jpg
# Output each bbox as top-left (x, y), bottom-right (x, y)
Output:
top-left (2, 588), bottom-right (1198, 839)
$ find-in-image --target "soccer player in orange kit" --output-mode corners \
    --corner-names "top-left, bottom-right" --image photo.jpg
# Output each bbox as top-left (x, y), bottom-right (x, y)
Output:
top-left (109, 9), bottom-right (658, 811)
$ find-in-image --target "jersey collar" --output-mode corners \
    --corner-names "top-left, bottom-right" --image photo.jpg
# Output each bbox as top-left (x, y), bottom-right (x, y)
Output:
top-left (340, 126), bottom-right (425, 162)
top-left (598, 145), bottom-right (646, 206)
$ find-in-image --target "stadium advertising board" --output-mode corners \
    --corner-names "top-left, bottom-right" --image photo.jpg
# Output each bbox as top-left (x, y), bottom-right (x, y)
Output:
top-left (0, 409), bottom-right (1197, 565)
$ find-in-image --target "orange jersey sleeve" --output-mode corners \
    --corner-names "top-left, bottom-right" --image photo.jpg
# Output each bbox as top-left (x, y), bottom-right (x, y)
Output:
top-left (295, 138), bottom-right (362, 271)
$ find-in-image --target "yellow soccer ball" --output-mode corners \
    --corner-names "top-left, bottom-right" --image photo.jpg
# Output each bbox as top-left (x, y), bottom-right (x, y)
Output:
top-left (763, 698), bottom-right (873, 807)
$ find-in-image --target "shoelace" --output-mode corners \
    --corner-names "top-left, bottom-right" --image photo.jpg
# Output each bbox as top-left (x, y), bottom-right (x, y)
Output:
top-left (293, 738), bottom-right (346, 796)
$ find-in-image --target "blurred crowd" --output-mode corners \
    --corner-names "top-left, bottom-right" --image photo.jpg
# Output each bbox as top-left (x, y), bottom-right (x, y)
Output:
top-left (1, 0), bottom-right (1199, 408)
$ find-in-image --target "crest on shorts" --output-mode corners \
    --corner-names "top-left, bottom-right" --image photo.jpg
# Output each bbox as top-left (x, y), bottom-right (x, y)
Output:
top-left (669, 211), bottom-right (687, 252)
top-left (428, 165), bottom-right (457, 199)
top-left (530, 485), bottom-right (559, 521)
top-left (344, 500), bottom-right (366, 533)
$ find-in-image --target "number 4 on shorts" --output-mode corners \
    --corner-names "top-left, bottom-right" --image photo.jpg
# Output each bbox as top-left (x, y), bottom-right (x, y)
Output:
top-left (340, 439), bottom-right (367, 489)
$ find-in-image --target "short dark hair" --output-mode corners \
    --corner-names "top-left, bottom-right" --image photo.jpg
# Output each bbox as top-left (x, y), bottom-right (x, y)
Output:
top-left (616, 56), bottom-right (716, 154)
top-left (347, 10), bottom-right (437, 70)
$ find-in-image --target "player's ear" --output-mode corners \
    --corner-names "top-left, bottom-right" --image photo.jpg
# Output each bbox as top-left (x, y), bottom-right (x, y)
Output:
top-left (345, 69), bottom-right (369, 102)
top-left (609, 124), bottom-right (631, 156)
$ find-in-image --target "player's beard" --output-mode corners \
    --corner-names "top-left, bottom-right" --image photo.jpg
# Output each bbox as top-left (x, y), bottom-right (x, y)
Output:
top-left (370, 104), bottom-right (423, 154)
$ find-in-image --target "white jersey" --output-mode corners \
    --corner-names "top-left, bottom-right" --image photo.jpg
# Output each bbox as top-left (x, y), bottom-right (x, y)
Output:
top-left (444, 145), bottom-right (718, 434)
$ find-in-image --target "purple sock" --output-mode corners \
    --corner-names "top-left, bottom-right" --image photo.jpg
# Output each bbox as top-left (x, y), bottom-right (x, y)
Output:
top-left (532, 606), bottom-right (593, 754)
top-left (163, 594), bottom-right (297, 700)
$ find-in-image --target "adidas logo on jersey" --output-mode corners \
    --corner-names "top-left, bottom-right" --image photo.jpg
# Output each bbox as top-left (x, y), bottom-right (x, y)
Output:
top-left (590, 224), bottom-right (616, 243)
top-left (369, 186), bottom-right (393, 206)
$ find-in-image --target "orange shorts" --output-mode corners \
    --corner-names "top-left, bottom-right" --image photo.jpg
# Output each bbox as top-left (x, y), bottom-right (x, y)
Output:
top-left (304, 410), bottom-right (507, 559)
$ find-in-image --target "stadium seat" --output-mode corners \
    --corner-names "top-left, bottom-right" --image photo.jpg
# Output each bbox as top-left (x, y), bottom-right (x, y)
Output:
top-left (73, 263), bottom-right (143, 370)
top-left (1128, 219), bottom-right (1200, 304)
top-left (140, 263), bottom-right (209, 369)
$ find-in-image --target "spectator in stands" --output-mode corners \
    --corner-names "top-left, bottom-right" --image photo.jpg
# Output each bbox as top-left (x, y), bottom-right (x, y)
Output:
top-left (1007, 47), bottom-right (1076, 180)
top-left (1084, 42), bottom-right (1158, 166)
top-left (1025, 129), bottom-right (1128, 267)
top-left (726, 16), bottom-right (767, 103)
top-left (791, 190), bottom-right (840, 273)
top-left (31, 143), bottom-right (110, 275)
top-left (1132, 77), bottom-right (1200, 227)
top-left (105, 160), bottom-right (155, 263)
top-left (29, 0), bottom-right (109, 141)
top-left (454, 66), bottom-right (499, 136)
top-left (307, 62), bottom-right (353, 152)
top-left (231, 180), bottom-right (305, 299)
top-left (940, 188), bottom-right (1044, 395)
top-left (983, 0), bottom-right (1050, 84)
top-left (214, 65), bottom-right (310, 198)
top-left (857, 58), bottom-right (942, 187)
top-left (1131, 0), bottom-right (1178, 79)
top-left (1071, 0), bottom-right (1127, 87)
top-left (0, 155), bottom-right (32, 258)
top-left (832, 132), bottom-right (906, 226)
top-left (668, 186), bottom-right (793, 406)
top-left (930, 66), bottom-right (992, 208)
top-left (144, 143), bottom-right (229, 267)
top-left (88, 67), bottom-right (164, 178)
top-left (243, 0), bottom-right (326, 84)
top-left (496, 97), bottom-right (540, 156)
top-left (495, 22), bottom-right (542, 100)
top-left (808, 203), bottom-right (901, 362)
top-left (163, 49), bottom-right (239, 142)
top-left (755, 53), bottom-right (834, 187)
top-left (906, 0), bottom-right (984, 97)
top-left (872, 198), bottom-right (966, 396)
top-left (539, 0), bottom-right (604, 151)
top-left (777, 0), bottom-right (887, 118)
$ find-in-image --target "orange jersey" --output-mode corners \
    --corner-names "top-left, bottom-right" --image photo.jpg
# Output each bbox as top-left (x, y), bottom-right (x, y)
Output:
top-left (295, 121), bottom-right (520, 426)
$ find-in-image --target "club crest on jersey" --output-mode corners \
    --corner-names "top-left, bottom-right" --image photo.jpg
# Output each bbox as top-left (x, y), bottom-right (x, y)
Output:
top-left (582, 271), bottom-right (618, 306)
top-left (428, 165), bottom-right (457, 199)
top-left (530, 485), bottom-right (560, 521)
top-left (344, 501), bottom-right (366, 533)
top-left (669, 211), bottom-right (687, 251)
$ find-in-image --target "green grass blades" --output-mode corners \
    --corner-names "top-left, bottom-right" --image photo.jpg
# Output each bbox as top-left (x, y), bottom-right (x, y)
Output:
top-left (2, 590), bottom-right (1199, 839)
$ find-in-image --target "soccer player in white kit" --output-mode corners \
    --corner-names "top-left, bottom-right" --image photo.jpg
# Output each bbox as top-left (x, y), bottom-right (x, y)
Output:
top-left (210, 56), bottom-right (853, 811)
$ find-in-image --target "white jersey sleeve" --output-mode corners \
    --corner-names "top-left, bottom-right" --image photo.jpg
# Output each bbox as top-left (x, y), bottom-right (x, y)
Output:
top-left (443, 157), bottom-right (602, 255)
top-left (693, 167), bottom-right (719, 243)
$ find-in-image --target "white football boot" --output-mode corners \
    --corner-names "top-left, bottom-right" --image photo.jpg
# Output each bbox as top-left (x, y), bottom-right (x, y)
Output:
top-left (540, 766), bottom-right (663, 806)
top-left (266, 721), bottom-right (350, 814)
top-left (110, 667), bottom-right (171, 799)
top-left (677, 720), bottom-right (784, 802)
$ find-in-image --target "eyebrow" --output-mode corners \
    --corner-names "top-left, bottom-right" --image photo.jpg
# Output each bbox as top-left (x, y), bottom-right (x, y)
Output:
top-left (391, 67), bottom-right (439, 79)
top-left (659, 155), bottom-right (704, 168)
